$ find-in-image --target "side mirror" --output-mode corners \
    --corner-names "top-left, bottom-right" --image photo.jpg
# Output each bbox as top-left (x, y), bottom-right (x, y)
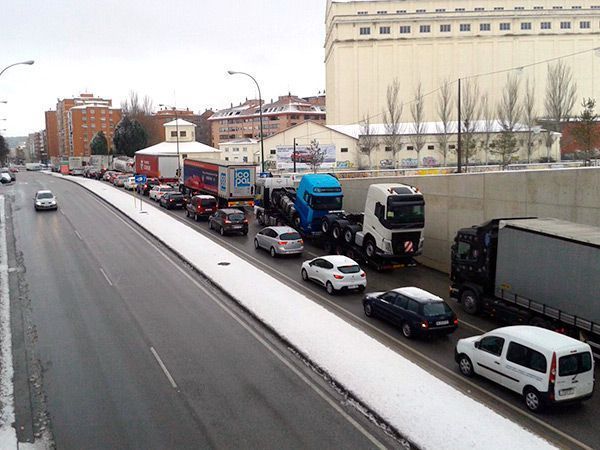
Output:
top-left (474, 340), bottom-right (481, 349)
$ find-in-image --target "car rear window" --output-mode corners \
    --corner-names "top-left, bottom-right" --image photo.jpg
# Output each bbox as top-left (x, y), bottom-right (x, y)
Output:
top-left (337, 265), bottom-right (360, 274)
top-left (200, 199), bottom-right (217, 207)
top-left (228, 213), bottom-right (245, 221)
top-left (559, 352), bottom-right (593, 376)
top-left (423, 302), bottom-right (452, 316)
top-left (169, 194), bottom-right (184, 199)
top-left (280, 232), bottom-right (301, 241)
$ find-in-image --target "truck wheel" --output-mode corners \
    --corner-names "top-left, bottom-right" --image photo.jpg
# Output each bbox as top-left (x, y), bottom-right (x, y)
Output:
top-left (332, 223), bottom-right (342, 240)
top-left (461, 290), bottom-right (480, 315)
top-left (343, 227), bottom-right (355, 244)
top-left (257, 212), bottom-right (265, 226)
top-left (321, 217), bottom-right (332, 234)
top-left (364, 238), bottom-right (376, 258)
top-left (293, 215), bottom-right (301, 229)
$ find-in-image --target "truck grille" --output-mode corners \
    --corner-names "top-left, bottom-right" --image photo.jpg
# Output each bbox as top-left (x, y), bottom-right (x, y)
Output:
top-left (392, 232), bottom-right (421, 255)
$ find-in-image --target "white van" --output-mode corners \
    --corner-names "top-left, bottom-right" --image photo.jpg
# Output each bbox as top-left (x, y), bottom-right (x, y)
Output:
top-left (455, 326), bottom-right (594, 412)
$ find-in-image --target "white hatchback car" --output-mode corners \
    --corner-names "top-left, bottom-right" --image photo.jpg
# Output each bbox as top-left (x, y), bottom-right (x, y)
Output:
top-left (123, 177), bottom-right (137, 190)
top-left (301, 255), bottom-right (366, 295)
top-left (149, 185), bottom-right (176, 201)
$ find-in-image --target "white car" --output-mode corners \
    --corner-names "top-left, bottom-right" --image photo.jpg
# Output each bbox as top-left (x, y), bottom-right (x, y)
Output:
top-left (149, 185), bottom-right (176, 201)
top-left (34, 190), bottom-right (58, 211)
top-left (123, 177), bottom-right (137, 190)
top-left (455, 326), bottom-right (594, 412)
top-left (301, 255), bottom-right (366, 295)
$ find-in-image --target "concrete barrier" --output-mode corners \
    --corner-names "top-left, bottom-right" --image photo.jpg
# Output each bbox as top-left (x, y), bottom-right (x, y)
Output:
top-left (340, 167), bottom-right (600, 273)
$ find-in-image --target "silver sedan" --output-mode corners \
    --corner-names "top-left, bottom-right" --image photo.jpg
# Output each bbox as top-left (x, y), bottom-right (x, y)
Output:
top-left (254, 226), bottom-right (304, 257)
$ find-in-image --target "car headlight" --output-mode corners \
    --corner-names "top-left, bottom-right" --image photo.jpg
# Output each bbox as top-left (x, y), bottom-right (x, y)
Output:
top-left (35, 201), bottom-right (42, 206)
top-left (383, 239), bottom-right (393, 253)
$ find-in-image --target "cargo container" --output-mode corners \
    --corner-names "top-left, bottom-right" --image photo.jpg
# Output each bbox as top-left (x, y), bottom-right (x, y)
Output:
top-left (135, 154), bottom-right (179, 182)
top-left (182, 159), bottom-right (257, 208)
top-left (450, 218), bottom-right (600, 358)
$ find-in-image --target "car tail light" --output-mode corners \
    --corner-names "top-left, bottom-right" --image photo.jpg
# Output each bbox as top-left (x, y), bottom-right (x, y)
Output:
top-left (360, 272), bottom-right (366, 278)
top-left (278, 241), bottom-right (288, 246)
top-left (549, 352), bottom-right (557, 400)
top-left (453, 318), bottom-right (459, 326)
top-left (333, 274), bottom-right (344, 280)
top-left (421, 320), bottom-right (429, 329)
top-left (243, 219), bottom-right (248, 224)
top-left (224, 219), bottom-right (231, 224)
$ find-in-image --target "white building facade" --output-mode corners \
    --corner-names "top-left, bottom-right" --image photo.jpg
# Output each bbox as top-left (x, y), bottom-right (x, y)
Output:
top-left (325, 0), bottom-right (600, 125)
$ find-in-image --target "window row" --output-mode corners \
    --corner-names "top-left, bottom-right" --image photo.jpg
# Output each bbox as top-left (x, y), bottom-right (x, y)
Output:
top-left (361, 20), bottom-right (592, 35)
top-left (357, 5), bottom-right (598, 15)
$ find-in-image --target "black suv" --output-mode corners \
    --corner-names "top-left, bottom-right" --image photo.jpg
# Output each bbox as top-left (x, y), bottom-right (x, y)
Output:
top-left (159, 192), bottom-right (185, 209)
top-left (363, 287), bottom-right (458, 338)
top-left (209, 208), bottom-right (248, 236)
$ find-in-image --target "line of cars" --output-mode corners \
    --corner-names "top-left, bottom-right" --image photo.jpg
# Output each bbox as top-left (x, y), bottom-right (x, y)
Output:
top-left (98, 170), bottom-right (595, 413)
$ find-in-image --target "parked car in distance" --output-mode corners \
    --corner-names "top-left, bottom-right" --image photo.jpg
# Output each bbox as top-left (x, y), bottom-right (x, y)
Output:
top-left (0, 167), bottom-right (15, 182)
top-left (148, 184), bottom-right (176, 201)
top-left (363, 287), bottom-right (458, 338)
top-left (113, 174), bottom-right (131, 187)
top-left (301, 255), bottom-right (366, 295)
top-left (208, 208), bottom-right (248, 236)
top-left (34, 190), bottom-right (58, 211)
top-left (9, 167), bottom-right (19, 173)
top-left (185, 195), bottom-right (217, 221)
top-left (136, 177), bottom-right (160, 196)
top-left (159, 192), bottom-right (185, 209)
top-left (0, 173), bottom-right (12, 184)
top-left (103, 170), bottom-right (117, 181)
top-left (70, 167), bottom-right (84, 176)
top-left (254, 226), bottom-right (304, 257)
top-left (123, 177), bottom-right (137, 190)
top-left (455, 326), bottom-right (594, 412)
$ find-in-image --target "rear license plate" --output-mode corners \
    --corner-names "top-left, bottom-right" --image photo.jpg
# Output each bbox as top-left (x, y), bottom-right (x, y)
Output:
top-left (559, 388), bottom-right (575, 397)
top-left (348, 285), bottom-right (359, 289)
top-left (232, 225), bottom-right (242, 229)
top-left (436, 320), bottom-right (449, 326)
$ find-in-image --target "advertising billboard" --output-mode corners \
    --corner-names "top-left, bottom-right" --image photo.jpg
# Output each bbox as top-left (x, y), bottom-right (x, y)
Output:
top-left (276, 144), bottom-right (336, 170)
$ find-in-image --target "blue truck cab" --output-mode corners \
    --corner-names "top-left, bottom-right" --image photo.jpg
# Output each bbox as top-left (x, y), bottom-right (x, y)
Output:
top-left (294, 174), bottom-right (343, 235)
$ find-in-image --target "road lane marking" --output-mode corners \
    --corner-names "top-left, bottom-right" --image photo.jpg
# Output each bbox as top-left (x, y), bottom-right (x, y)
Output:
top-left (74, 230), bottom-right (82, 241)
top-left (150, 347), bottom-right (179, 390)
top-left (99, 268), bottom-right (113, 286)
top-left (80, 183), bottom-right (590, 449)
top-left (86, 194), bottom-right (386, 448)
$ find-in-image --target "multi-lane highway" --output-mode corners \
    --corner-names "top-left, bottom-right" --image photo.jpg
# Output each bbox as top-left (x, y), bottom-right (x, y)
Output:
top-left (3, 172), bottom-right (400, 449)
top-left (105, 173), bottom-right (600, 450)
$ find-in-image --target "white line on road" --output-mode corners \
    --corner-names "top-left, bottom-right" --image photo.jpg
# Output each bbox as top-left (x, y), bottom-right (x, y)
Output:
top-left (82, 183), bottom-right (590, 450)
top-left (150, 347), bottom-right (178, 389)
top-left (74, 230), bottom-right (82, 241)
top-left (99, 268), bottom-right (113, 286)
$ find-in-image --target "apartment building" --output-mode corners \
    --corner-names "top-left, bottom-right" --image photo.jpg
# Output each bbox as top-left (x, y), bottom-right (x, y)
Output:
top-left (27, 131), bottom-right (46, 162)
top-left (209, 94), bottom-right (326, 147)
top-left (325, 0), bottom-right (600, 125)
top-left (44, 110), bottom-right (59, 159)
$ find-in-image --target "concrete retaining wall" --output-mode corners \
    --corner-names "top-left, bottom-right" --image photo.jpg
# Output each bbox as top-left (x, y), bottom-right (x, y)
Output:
top-left (340, 167), bottom-right (600, 273)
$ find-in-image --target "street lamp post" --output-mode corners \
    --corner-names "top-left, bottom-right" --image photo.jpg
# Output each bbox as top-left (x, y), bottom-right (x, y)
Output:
top-left (0, 60), bottom-right (34, 79)
top-left (227, 70), bottom-right (265, 173)
top-left (159, 104), bottom-right (181, 181)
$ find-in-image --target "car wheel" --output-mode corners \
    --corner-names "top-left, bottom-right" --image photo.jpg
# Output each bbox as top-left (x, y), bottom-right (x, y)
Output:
top-left (524, 387), bottom-right (543, 413)
top-left (220, 226), bottom-right (225, 236)
top-left (270, 247), bottom-right (277, 258)
top-left (364, 302), bottom-right (374, 317)
top-left (401, 322), bottom-right (414, 339)
top-left (461, 289), bottom-right (480, 315)
top-left (186, 210), bottom-right (190, 217)
top-left (242, 230), bottom-right (248, 236)
top-left (458, 355), bottom-right (474, 377)
top-left (301, 268), bottom-right (309, 281)
top-left (254, 239), bottom-right (260, 250)
top-left (195, 213), bottom-right (199, 222)
top-left (358, 285), bottom-right (366, 292)
top-left (209, 220), bottom-right (214, 230)
top-left (326, 281), bottom-right (336, 296)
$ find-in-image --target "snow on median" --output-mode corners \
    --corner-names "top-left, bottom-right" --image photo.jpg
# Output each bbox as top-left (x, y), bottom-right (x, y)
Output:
top-left (58, 175), bottom-right (554, 450)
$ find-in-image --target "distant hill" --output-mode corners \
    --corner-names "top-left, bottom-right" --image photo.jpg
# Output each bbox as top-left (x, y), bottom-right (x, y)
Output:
top-left (3, 136), bottom-right (28, 149)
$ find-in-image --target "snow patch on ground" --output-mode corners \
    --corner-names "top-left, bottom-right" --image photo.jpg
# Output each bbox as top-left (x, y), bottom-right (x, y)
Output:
top-left (0, 196), bottom-right (17, 449)
top-left (59, 175), bottom-right (554, 450)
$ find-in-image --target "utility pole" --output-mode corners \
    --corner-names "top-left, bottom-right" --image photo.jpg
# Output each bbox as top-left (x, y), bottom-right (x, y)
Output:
top-left (293, 138), bottom-right (297, 173)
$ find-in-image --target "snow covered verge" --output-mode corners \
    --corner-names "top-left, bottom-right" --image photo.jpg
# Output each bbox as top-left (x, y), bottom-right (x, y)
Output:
top-left (57, 174), bottom-right (554, 450)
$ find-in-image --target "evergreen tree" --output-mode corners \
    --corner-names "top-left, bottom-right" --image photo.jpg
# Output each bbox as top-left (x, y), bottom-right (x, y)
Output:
top-left (90, 131), bottom-right (109, 155)
top-left (113, 116), bottom-right (148, 157)
top-left (0, 134), bottom-right (8, 166)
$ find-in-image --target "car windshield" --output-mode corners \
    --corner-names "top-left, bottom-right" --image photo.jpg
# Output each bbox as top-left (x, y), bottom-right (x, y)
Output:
top-left (311, 195), bottom-right (342, 211)
top-left (559, 352), bottom-right (593, 376)
top-left (228, 213), bottom-right (245, 222)
top-left (386, 200), bottom-right (425, 225)
top-left (423, 302), bottom-right (452, 316)
top-left (280, 232), bottom-right (301, 241)
top-left (37, 193), bottom-right (54, 199)
top-left (337, 265), bottom-right (360, 274)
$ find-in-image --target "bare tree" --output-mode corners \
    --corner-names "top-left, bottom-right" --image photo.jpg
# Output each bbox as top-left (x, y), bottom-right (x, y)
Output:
top-left (522, 78), bottom-right (537, 163)
top-left (436, 80), bottom-right (454, 167)
top-left (121, 90), bottom-right (154, 118)
top-left (307, 139), bottom-right (326, 173)
top-left (409, 82), bottom-right (426, 167)
top-left (494, 74), bottom-right (523, 166)
top-left (382, 79), bottom-right (403, 168)
top-left (479, 93), bottom-right (494, 165)
top-left (358, 113), bottom-right (378, 169)
top-left (544, 60), bottom-right (578, 160)
top-left (459, 79), bottom-right (480, 169)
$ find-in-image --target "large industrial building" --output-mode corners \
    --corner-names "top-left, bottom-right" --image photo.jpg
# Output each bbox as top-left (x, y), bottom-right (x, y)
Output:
top-left (325, 0), bottom-right (600, 125)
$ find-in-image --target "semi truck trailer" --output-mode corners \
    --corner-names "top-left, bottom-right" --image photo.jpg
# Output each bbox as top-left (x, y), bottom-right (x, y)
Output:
top-left (255, 174), bottom-right (425, 270)
top-left (450, 217), bottom-right (600, 358)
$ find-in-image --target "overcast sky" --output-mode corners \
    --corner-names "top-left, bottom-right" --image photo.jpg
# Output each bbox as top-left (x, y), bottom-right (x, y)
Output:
top-left (1, 0), bottom-right (327, 136)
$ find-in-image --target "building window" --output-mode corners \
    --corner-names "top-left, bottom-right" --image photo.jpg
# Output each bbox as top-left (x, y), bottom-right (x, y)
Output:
top-left (436, 8), bottom-right (446, 12)
top-left (440, 24), bottom-right (451, 32)
top-left (416, 9), bottom-right (426, 13)
top-left (541, 21), bottom-right (551, 29)
top-left (455, 8), bottom-right (465, 11)
top-left (521, 22), bottom-right (531, 30)
top-left (572, 5), bottom-right (582, 9)
top-left (460, 23), bottom-right (471, 32)
top-left (427, 145), bottom-right (435, 150)
top-left (270, 149), bottom-right (276, 155)
top-left (179, 131), bottom-right (186, 137)
top-left (399, 25), bottom-right (411, 34)
top-left (474, 7), bottom-right (485, 11)
top-left (380, 26), bottom-right (391, 34)
top-left (407, 145), bottom-right (414, 150)
top-left (515, 6), bottom-right (525, 10)
top-left (449, 144), bottom-right (456, 149)
top-left (500, 23), bottom-right (511, 30)
top-left (397, 9), bottom-right (406, 13)
top-left (592, 5), bottom-right (600, 9)
top-left (494, 6), bottom-right (504, 10)
top-left (359, 27), bottom-right (371, 35)
top-left (480, 23), bottom-right (491, 31)
top-left (553, 5), bottom-right (563, 9)
top-left (385, 146), bottom-right (392, 152)
top-left (225, 157), bottom-right (229, 161)
top-left (533, 6), bottom-right (544, 9)
top-left (560, 21), bottom-right (571, 29)
top-left (420, 25), bottom-right (431, 33)
top-left (341, 148), bottom-right (349, 153)
top-left (377, 10), bottom-right (387, 14)
top-left (357, 11), bottom-right (368, 15)
top-left (580, 21), bottom-right (591, 29)
top-left (171, 131), bottom-right (177, 137)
